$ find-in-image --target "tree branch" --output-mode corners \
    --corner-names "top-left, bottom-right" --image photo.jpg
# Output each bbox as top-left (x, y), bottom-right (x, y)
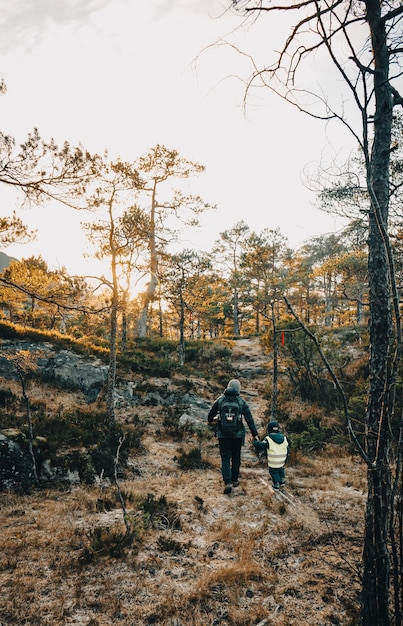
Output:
top-left (391, 86), bottom-right (403, 107)
top-left (0, 276), bottom-right (110, 314)
top-left (283, 294), bottom-right (372, 466)
top-left (381, 5), bottom-right (403, 24)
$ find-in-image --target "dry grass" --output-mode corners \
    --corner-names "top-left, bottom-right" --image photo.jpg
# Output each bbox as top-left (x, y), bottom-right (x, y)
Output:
top-left (0, 441), bottom-right (365, 625)
top-left (0, 338), bottom-right (366, 625)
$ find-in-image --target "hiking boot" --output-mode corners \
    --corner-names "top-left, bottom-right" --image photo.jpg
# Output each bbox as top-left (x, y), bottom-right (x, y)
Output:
top-left (273, 483), bottom-right (280, 490)
top-left (224, 484), bottom-right (232, 494)
top-left (232, 480), bottom-right (240, 488)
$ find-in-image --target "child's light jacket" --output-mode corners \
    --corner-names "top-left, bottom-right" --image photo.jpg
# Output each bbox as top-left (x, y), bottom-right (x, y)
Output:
top-left (265, 436), bottom-right (289, 468)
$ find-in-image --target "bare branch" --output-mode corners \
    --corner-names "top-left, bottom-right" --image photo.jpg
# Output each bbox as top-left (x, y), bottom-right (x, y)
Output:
top-left (381, 5), bottom-right (403, 24)
top-left (283, 294), bottom-right (372, 467)
top-left (0, 276), bottom-right (110, 315)
top-left (391, 86), bottom-right (403, 107)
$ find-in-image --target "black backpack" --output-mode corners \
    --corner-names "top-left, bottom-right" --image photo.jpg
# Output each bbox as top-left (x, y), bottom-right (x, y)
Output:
top-left (217, 395), bottom-right (243, 436)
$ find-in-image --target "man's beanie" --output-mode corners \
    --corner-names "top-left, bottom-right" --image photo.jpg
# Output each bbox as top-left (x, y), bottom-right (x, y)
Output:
top-left (226, 379), bottom-right (241, 393)
top-left (267, 421), bottom-right (280, 433)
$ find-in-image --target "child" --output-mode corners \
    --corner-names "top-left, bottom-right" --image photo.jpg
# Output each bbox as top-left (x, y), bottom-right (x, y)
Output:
top-left (254, 420), bottom-right (289, 489)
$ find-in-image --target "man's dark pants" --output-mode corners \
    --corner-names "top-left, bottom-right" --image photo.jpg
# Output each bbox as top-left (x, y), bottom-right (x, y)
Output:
top-left (218, 437), bottom-right (243, 485)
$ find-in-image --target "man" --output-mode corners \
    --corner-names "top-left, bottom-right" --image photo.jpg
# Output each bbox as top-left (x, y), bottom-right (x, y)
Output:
top-left (208, 378), bottom-right (259, 494)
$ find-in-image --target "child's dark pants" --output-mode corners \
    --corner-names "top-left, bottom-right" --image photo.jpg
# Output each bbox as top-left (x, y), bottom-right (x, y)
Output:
top-left (269, 466), bottom-right (285, 486)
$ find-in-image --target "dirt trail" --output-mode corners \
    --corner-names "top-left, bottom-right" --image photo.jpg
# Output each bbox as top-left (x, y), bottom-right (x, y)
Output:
top-left (229, 336), bottom-right (269, 421)
top-left (143, 337), bottom-right (322, 547)
top-left (134, 337), bottom-right (365, 623)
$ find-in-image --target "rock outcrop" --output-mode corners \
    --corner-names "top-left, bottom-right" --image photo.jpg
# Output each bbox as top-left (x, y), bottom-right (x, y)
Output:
top-left (0, 341), bottom-right (108, 402)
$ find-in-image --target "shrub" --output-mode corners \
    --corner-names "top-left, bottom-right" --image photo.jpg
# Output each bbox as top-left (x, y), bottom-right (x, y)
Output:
top-left (29, 408), bottom-right (143, 481)
top-left (162, 407), bottom-right (184, 440)
top-left (79, 525), bottom-right (134, 563)
top-left (157, 535), bottom-right (187, 555)
top-left (137, 493), bottom-right (181, 530)
top-left (175, 447), bottom-right (212, 470)
top-left (287, 418), bottom-right (347, 452)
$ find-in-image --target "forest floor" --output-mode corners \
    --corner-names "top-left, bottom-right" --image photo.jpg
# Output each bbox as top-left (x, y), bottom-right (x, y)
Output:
top-left (0, 337), bottom-right (366, 625)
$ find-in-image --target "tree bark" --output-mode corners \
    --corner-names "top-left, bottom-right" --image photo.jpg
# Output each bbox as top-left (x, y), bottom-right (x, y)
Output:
top-left (137, 272), bottom-right (158, 338)
top-left (106, 205), bottom-right (119, 428)
top-left (270, 301), bottom-right (278, 420)
top-left (19, 372), bottom-right (39, 486)
top-left (178, 291), bottom-right (186, 366)
top-left (106, 297), bottom-right (118, 428)
top-left (137, 181), bottom-right (158, 338)
top-left (233, 287), bottom-right (240, 337)
top-left (361, 1), bottom-right (394, 623)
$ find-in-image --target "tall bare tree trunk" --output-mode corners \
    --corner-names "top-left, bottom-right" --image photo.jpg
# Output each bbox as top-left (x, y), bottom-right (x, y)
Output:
top-left (137, 272), bottom-right (158, 338)
top-left (361, 2), bottom-right (394, 623)
top-left (233, 287), bottom-right (240, 337)
top-left (270, 301), bottom-right (278, 420)
top-left (137, 182), bottom-right (158, 338)
top-left (121, 292), bottom-right (128, 352)
top-left (178, 292), bottom-right (186, 366)
top-left (19, 372), bottom-right (39, 486)
top-left (390, 430), bottom-right (403, 625)
top-left (106, 205), bottom-right (119, 428)
top-left (107, 297), bottom-right (118, 428)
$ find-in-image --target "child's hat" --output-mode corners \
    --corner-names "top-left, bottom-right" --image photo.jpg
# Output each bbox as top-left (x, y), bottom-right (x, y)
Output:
top-left (267, 421), bottom-right (280, 433)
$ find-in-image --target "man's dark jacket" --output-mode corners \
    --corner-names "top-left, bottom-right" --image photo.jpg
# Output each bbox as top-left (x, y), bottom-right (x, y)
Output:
top-left (208, 388), bottom-right (258, 441)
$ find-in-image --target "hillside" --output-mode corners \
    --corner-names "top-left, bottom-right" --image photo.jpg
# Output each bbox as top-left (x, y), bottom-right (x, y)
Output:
top-left (0, 337), bottom-right (365, 625)
top-left (0, 251), bottom-right (17, 271)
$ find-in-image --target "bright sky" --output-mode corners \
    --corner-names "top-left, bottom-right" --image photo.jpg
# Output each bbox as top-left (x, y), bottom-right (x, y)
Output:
top-left (0, 0), bottom-right (351, 276)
